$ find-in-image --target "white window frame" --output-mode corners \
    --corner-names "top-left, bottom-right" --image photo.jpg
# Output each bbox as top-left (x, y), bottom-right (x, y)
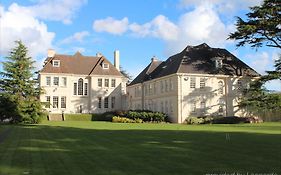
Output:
top-left (53, 60), bottom-right (60, 67)
top-left (111, 79), bottom-right (116, 87)
top-left (98, 78), bottom-right (102, 87)
top-left (190, 77), bottom-right (196, 89)
top-left (46, 77), bottom-right (51, 86)
top-left (61, 96), bottom-right (66, 108)
top-left (103, 63), bottom-right (109, 69)
top-left (62, 77), bottom-right (67, 87)
top-left (53, 77), bottom-right (59, 86)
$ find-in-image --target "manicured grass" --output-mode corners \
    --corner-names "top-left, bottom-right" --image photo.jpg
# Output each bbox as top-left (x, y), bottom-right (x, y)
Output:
top-left (0, 122), bottom-right (280, 175)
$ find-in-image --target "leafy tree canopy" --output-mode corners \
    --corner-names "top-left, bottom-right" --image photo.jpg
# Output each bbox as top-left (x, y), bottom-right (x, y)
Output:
top-left (0, 40), bottom-right (45, 123)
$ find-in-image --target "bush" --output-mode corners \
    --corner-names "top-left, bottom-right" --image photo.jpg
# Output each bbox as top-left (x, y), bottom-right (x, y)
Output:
top-left (112, 116), bottom-right (143, 123)
top-left (212, 116), bottom-right (251, 124)
top-left (185, 117), bottom-right (205, 124)
top-left (64, 114), bottom-right (93, 121)
top-left (125, 110), bottom-right (168, 122)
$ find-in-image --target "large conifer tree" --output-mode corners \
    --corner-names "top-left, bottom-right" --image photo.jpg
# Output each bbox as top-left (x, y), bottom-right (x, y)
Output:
top-left (0, 41), bottom-right (45, 123)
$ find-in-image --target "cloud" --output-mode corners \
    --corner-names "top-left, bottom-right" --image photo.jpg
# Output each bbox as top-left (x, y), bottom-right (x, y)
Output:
top-left (178, 0), bottom-right (263, 14)
top-left (60, 31), bottom-right (89, 44)
top-left (9, 0), bottom-right (87, 24)
top-left (0, 3), bottom-right (55, 58)
top-left (244, 52), bottom-right (271, 74)
top-left (93, 17), bottom-right (129, 35)
top-left (92, 3), bottom-right (235, 55)
top-left (129, 15), bottom-right (179, 41)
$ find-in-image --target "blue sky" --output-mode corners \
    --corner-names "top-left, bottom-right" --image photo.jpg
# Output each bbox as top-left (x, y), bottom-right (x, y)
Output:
top-left (0, 0), bottom-right (280, 90)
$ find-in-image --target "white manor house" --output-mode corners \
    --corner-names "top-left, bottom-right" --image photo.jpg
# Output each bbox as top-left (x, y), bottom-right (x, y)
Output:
top-left (39, 43), bottom-right (259, 123)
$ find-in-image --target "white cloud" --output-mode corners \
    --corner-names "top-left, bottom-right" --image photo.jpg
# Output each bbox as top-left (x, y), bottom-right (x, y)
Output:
top-left (129, 15), bottom-right (179, 41)
top-left (244, 52), bottom-right (271, 74)
top-left (9, 0), bottom-right (87, 24)
top-left (178, 0), bottom-right (262, 14)
top-left (0, 3), bottom-right (55, 58)
top-left (92, 3), bottom-right (235, 55)
top-left (60, 31), bottom-right (89, 44)
top-left (93, 17), bottom-right (129, 35)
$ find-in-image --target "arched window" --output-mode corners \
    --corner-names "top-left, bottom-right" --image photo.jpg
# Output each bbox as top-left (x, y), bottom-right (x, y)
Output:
top-left (78, 78), bottom-right (83, 95)
top-left (218, 81), bottom-right (224, 94)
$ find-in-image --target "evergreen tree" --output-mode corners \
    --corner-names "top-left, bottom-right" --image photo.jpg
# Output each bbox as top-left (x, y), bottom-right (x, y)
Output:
top-left (228, 0), bottom-right (281, 120)
top-left (0, 41), bottom-right (45, 123)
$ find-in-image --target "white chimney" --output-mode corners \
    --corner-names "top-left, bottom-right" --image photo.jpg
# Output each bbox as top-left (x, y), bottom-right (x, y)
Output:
top-left (114, 50), bottom-right (120, 71)
top-left (47, 49), bottom-right (55, 58)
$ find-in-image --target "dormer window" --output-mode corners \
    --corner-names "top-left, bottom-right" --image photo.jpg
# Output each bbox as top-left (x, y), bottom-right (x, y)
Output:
top-left (103, 63), bottom-right (109, 69)
top-left (215, 59), bottom-right (223, 68)
top-left (53, 60), bottom-right (60, 67)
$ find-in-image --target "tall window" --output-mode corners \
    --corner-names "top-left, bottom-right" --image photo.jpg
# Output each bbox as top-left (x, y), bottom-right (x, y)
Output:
top-left (53, 77), bottom-right (59, 86)
top-left (104, 97), bottom-right (109, 108)
top-left (46, 77), bottom-right (51, 86)
top-left (61, 96), bottom-right (66, 108)
top-left (160, 81), bottom-right (164, 93)
top-left (53, 96), bottom-right (58, 108)
top-left (200, 78), bottom-right (205, 89)
top-left (46, 96), bottom-right (50, 108)
top-left (78, 78), bottom-right (83, 95)
top-left (62, 77), bottom-right (67, 87)
top-left (98, 78), bottom-right (102, 87)
top-left (111, 79), bottom-right (116, 87)
top-left (191, 101), bottom-right (196, 113)
top-left (73, 83), bottom-right (77, 95)
top-left (111, 96), bottom-right (115, 109)
top-left (98, 97), bottom-right (102, 108)
top-left (190, 77), bottom-right (196, 88)
top-left (84, 83), bottom-right (88, 96)
top-left (165, 80), bottom-right (168, 92)
top-left (218, 81), bottom-right (224, 94)
top-left (105, 79), bottom-right (109, 87)
top-left (170, 79), bottom-right (174, 91)
top-left (200, 101), bottom-right (206, 112)
top-left (169, 100), bottom-right (173, 113)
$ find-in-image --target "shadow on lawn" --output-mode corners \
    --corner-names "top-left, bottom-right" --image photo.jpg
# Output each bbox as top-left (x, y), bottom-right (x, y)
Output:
top-left (0, 124), bottom-right (280, 175)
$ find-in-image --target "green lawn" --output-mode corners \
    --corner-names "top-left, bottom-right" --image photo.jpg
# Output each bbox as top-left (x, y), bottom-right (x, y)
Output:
top-left (0, 122), bottom-right (280, 175)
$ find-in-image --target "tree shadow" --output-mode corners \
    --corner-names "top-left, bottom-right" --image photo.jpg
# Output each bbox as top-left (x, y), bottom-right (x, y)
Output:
top-left (0, 124), bottom-right (280, 175)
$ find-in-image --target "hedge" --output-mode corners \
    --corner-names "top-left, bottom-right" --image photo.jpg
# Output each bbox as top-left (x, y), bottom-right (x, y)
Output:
top-left (64, 114), bottom-right (93, 121)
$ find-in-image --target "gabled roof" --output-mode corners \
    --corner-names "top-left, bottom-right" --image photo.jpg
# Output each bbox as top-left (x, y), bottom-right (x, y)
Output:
top-left (129, 43), bottom-right (260, 86)
top-left (40, 52), bottom-right (123, 76)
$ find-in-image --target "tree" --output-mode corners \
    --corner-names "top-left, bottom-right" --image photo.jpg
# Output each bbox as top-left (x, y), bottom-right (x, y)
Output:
top-left (228, 0), bottom-right (281, 120)
top-left (228, 0), bottom-right (281, 49)
top-left (120, 66), bottom-right (133, 83)
top-left (0, 41), bottom-right (45, 123)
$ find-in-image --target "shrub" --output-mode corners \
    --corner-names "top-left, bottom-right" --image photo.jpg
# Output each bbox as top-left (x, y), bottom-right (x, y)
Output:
top-left (64, 114), bottom-right (92, 121)
top-left (185, 117), bottom-right (205, 124)
top-left (212, 116), bottom-right (250, 124)
top-left (112, 116), bottom-right (143, 123)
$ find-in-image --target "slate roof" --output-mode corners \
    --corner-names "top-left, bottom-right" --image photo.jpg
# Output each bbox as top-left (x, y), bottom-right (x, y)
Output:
top-left (129, 43), bottom-right (260, 86)
top-left (40, 52), bottom-right (123, 76)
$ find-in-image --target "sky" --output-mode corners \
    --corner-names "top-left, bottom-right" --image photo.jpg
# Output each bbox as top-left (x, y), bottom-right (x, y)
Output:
top-left (0, 0), bottom-right (280, 90)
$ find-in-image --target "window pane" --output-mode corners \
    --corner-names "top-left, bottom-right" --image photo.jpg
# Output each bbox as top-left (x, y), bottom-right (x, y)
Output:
top-left (53, 96), bottom-right (58, 108)
top-left (111, 96), bottom-right (115, 108)
top-left (190, 77), bottom-right (196, 88)
top-left (98, 79), bottom-right (102, 87)
top-left (61, 96), bottom-right (66, 108)
top-left (98, 97), bottom-right (102, 108)
top-left (200, 78), bottom-right (205, 89)
top-left (62, 77), bottom-right (67, 86)
top-left (84, 83), bottom-right (88, 95)
top-left (78, 78), bottom-right (83, 95)
top-left (111, 79), bottom-right (116, 87)
top-left (46, 77), bottom-right (51, 86)
top-left (105, 79), bottom-right (109, 87)
top-left (218, 81), bottom-right (224, 94)
top-left (74, 83), bottom-right (77, 95)
top-left (104, 97), bottom-right (108, 108)
top-left (53, 77), bottom-right (59, 86)
top-left (46, 96), bottom-right (50, 108)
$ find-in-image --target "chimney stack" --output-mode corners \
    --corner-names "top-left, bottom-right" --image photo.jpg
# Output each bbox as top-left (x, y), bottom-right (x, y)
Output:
top-left (47, 49), bottom-right (55, 58)
top-left (114, 50), bottom-right (120, 71)
top-left (151, 56), bottom-right (158, 62)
